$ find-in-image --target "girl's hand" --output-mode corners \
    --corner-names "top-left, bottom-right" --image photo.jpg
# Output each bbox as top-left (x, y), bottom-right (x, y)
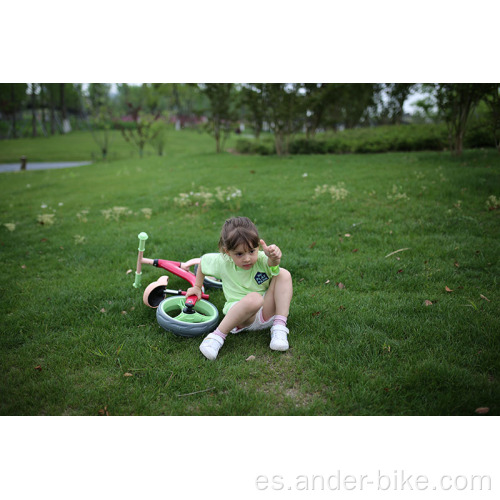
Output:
top-left (260, 239), bottom-right (282, 266)
top-left (186, 285), bottom-right (202, 300)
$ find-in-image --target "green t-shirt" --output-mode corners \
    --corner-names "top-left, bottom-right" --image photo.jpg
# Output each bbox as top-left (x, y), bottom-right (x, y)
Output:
top-left (200, 251), bottom-right (280, 314)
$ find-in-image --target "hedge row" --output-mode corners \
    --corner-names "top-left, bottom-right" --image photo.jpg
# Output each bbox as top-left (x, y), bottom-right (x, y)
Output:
top-left (235, 123), bottom-right (496, 155)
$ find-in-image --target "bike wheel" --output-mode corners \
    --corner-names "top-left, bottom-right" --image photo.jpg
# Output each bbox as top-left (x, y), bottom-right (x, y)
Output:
top-left (156, 296), bottom-right (219, 338)
top-left (193, 264), bottom-right (223, 290)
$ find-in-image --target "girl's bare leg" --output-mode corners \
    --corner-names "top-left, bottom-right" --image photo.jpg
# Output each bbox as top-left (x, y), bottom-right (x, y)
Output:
top-left (217, 292), bottom-right (264, 334)
top-left (262, 268), bottom-right (293, 321)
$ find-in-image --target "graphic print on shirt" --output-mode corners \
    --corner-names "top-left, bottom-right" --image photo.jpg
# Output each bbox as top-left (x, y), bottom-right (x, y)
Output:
top-left (254, 272), bottom-right (270, 285)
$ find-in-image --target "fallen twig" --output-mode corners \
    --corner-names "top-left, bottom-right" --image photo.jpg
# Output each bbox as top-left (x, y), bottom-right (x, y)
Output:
top-left (165, 371), bottom-right (174, 388)
top-left (385, 248), bottom-right (410, 258)
top-left (177, 387), bottom-right (215, 397)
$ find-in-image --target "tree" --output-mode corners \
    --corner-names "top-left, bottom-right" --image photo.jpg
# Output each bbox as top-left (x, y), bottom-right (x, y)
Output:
top-left (86, 84), bottom-right (114, 159)
top-left (260, 83), bottom-right (302, 155)
top-left (199, 83), bottom-right (236, 153)
top-left (59, 83), bottom-right (68, 133)
top-left (0, 83), bottom-right (27, 138)
top-left (48, 84), bottom-right (59, 135)
top-left (239, 84), bottom-right (265, 139)
top-left (483, 84), bottom-right (500, 153)
top-left (89, 106), bottom-right (114, 160)
top-left (88, 83), bottom-right (111, 111)
top-left (302, 83), bottom-right (329, 138)
top-left (30, 83), bottom-right (38, 138)
top-left (150, 117), bottom-right (171, 156)
top-left (339, 84), bottom-right (379, 129)
top-left (119, 103), bottom-right (162, 157)
top-left (381, 83), bottom-right (415, 124)
top-left (434, 83), bottom-right (491, 155)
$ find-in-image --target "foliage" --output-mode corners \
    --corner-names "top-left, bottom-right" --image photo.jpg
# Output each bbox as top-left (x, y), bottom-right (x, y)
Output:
top-left (199, 83), bottom-right (236, 153)
top-left (434, 84), bottom-right (493, 156)
top-left (149, 118), bottom-right (171, 156)
top-left (237, 123), bottom-right (496, 156)
top-left (118, 105), bottom-right (163, 157)
top-left (262, 83), bottom-right (303, 155)
top-left (239, 85), bottom-right (266, 139)
top-left (377, 84), bottom-right (416, 125)
top-left (89, 106), bottom-right (114, 159)
top-left (0, 83), bottom-right (28, 138)
top-left (235, 137), bottom-right (275, 155)
top-left (482, 85), bottom-right (500, 152)
top-left (87, 84), bottom-right (112, 111)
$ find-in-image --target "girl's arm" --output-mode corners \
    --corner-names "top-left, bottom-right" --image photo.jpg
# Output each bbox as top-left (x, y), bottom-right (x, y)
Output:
top-left (185, 263), bottom-right (206, 299)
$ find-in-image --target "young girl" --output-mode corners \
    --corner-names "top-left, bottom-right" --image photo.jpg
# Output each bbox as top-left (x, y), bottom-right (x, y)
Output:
top-left (186, 217), bottom-right (293, 361)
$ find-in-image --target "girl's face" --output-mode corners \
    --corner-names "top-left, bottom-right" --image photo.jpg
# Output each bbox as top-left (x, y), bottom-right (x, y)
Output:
top-left (226, 244), bottom-right (259, 270)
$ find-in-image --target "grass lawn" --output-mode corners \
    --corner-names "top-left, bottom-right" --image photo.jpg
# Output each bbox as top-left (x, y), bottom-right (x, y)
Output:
top-left (1, 131), bottom-right (499, 415)
top-left (0, 129), bottom-right (163, 163)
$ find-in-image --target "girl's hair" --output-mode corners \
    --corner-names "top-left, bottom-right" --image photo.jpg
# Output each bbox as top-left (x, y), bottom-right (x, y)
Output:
top-left (218, 217), bottom-right (260, 253)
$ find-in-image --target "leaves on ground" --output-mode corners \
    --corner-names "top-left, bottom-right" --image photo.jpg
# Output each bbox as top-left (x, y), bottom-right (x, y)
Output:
top-left (474, 407), bottom-right (489, 415)
top-left (98, 406), bottom-right (110, 416)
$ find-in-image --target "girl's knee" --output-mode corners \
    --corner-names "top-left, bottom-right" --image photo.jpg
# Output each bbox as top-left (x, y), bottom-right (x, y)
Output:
top-left (278, 268), bottom-right (292, 281)
top-left (243, 292), bottom-right (264, 311)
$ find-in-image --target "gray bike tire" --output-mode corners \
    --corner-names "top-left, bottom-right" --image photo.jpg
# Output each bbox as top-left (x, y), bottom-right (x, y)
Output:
top-left (156, 296), bottom-right (219, 338)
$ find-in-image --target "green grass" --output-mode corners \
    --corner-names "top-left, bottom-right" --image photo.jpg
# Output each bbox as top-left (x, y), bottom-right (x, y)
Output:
top-left (0, 129), bottom-right (190, 163)
top-left (1, 131), bottom-right (499, 415)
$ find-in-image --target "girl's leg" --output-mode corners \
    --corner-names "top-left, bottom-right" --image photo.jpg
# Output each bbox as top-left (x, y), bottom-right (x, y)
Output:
top-left (260, 269), bottom-right (293, 351)
top-left (200, 292), bottom-right (264, 361)
top-left (262, 268), bottom-right (293, 321)
top-left (217, 292), bottom-right (264, 334)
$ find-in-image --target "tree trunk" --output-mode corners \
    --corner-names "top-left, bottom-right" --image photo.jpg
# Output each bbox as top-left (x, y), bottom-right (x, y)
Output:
top-left (59, 83), bottom-right (67, 134)
top-left (172, 83), bottom-right (181, 112)
top-left (254, 125), bottom-right (261, 140)
top-left (214, 117), bottom-right (221, 153)
top-left (31, 84), bottom-right (37, 138)
top-left (10, 84), bottom-right (17, 139)
top-left (49, 85), bottom-right (56, 135)
top-left (274, 129), bottom-right (283, 156)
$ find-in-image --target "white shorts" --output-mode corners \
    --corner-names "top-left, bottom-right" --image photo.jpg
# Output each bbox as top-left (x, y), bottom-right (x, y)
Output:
top-left (230, 306), bottom-right (275, 334)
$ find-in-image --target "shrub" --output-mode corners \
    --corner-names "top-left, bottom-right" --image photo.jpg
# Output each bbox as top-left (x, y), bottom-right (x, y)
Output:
top-left (465, 120), bottom-right (496, 148)
top-left (235, 123), bottom-right (497, 156)
top-left (289, 138), bottom-right (327, 154)
top-left (235, 138), bottom-right (275, 155)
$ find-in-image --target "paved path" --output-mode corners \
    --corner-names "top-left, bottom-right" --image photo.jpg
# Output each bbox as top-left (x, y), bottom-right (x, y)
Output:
top-left (0, 161), bottom-right (92, 173)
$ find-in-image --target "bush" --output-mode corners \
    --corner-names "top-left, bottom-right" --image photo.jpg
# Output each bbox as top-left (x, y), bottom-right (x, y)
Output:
top-left (234, 123), bottom-right (498, 156)
top-left (235, 138), bottom-right (275, 155)
top-left (465, 120), bottom-right (496, 148)
top-left (289, 138), bottom-right (327, 154)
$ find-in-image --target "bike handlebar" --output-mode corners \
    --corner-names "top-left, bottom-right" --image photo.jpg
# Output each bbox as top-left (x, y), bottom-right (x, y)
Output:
top-left (133, 232), bottom-right (149, 288)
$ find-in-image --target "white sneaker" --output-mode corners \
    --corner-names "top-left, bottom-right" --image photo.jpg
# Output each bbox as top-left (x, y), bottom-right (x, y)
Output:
top-left (200, 332), bottom-right (225, 361)
top-left (270, 324), bottom-right (289, 351)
